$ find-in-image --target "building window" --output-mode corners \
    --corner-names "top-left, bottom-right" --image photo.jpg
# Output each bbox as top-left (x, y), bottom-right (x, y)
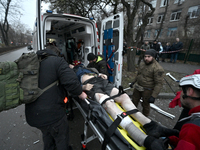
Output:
top-left (160, 0), bottom-right (169, 7)
top-left (157, 14), bottom-right (164, 23)
top-left (167, 27), bottom-right (177, 37)
top-left (188, 5), bottom-right (200, 19)
top-left (154, 29), bottom-right (163, 37)
top-left (170, 11), bottom-right (181, 21)
top-left (144, 30), bottom-right (151, 38)
top-left (149, 0), bottom-right (157, 10)
top-left (151, 0), bottom-right (157, 8)
top-left (174, 0), bottom-right (185, 4)
top-left (147, 17), bottom-right (154, 25)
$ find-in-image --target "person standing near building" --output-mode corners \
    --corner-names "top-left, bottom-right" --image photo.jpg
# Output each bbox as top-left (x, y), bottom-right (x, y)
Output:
top-left (168, 74), bottom-right (200, 150)
top-left (130, 49), bottom-right (164, 117)
top-left (161, 42), bottom-right (171, 62)
top-left (25, 45), bottom-right (87, 150)
top-left (87, 53), bottom-right (109, 76)
top-left (170, 38), bottom-right (183, 63)
top-left (137, 41), bottom-right (150, 66)
top-left (150, 40), bottom-right (160, 62)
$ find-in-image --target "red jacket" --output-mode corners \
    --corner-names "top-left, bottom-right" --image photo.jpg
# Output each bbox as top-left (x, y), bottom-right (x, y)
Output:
top-left (169, 105), bottom-right (200, 150)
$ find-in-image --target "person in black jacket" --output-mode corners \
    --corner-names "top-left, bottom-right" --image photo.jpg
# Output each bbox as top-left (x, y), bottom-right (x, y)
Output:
top-left (161, 42), bottom-right (171, 62)
top-left (25, 45), bottom-right (87, 150)
top-left (87, 53), bottom-right (109, 76)
top-left (150, 40), bottom-right (160, 62)
top-left (170, 38), bottom-right (183, 63)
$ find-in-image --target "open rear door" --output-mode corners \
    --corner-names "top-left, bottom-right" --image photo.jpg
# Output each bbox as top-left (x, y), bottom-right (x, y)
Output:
top-left (100, 12), bottom-right (124, 87)
top-left (36, 0), bottom-right (44, 51)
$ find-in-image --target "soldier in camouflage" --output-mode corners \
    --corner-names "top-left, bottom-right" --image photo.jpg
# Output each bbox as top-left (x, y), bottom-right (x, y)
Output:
top-left (130, 49), bottom-right (164, 116)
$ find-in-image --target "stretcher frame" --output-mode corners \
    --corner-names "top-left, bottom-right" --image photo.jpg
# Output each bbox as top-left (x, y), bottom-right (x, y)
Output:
top-left (71, 96), bottom-right (147, 150)
top-left (72, 98), bottom-right (112, 150)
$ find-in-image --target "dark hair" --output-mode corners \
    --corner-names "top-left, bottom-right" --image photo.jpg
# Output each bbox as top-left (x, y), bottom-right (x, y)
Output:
top-left (87, 53), bottom-right (96, 61)
top-left (46, 45), bottom-right (61, 56)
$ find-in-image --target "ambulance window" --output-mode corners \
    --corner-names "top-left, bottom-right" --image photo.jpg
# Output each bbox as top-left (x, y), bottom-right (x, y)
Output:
top-left (113, 30), bottom-right (119, 50)
top-left (105, 21), bottom-right (112, 30)
top-left (113, 20), bottom-right (119, 28)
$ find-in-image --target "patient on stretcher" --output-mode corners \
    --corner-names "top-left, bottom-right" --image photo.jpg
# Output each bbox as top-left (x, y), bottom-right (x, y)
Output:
top-left (69, 62), bottom-right (179, 150)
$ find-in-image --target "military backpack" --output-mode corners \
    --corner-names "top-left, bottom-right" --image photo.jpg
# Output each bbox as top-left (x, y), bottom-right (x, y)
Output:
top-left (0, 52), bottom-right (58, 112)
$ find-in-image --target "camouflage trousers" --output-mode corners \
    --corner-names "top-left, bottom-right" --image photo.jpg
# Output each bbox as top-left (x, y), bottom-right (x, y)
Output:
top-left (132, 88), bottom-right (153, 117)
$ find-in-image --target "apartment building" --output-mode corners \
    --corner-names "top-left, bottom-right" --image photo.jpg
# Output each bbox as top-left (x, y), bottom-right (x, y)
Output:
top-left (139, 0), bottom-right (200, 41)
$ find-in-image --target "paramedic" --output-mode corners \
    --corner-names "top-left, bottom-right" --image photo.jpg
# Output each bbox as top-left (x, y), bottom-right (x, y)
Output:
top-left (69, 62), bottom-right (178, 150)
top-left (25, 45), bottom-right (87, 150)
top-left (87, 52), bottom-right (109, 76)
top-left (130, 49), bottom-right (164, 117)
top-left (168, 74), bottom-right (200, 150)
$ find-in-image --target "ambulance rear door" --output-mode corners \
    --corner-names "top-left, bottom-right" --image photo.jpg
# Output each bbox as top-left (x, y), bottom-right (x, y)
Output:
top-left (100, 12), bottom-right (124, 87)
top-left (36, 0), bottom-right (44, 51)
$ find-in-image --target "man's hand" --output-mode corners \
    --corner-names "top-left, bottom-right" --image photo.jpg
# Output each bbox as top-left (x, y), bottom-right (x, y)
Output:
top-left (82, 83), bottom-right (94, 91)
top-left (144, 136), bottom-right (166, 150)
top-left (99, 74), bottom-right (107, 79)
top-left (143, 121), bottom-right (179, 138)
top-left (129, 82), bottom-right (135, 88)
top-left (78, 92), bottom-right (87, 100)
top-left (148, 96), bottom-right (155, 103)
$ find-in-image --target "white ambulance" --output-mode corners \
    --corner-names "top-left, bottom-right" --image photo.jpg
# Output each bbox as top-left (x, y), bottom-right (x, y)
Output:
top-left (33, 0), bottom-right (124, 87)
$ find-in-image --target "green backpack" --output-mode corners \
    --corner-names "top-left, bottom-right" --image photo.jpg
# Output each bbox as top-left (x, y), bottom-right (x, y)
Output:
top-left (0, 52), bottom-right (58, 112)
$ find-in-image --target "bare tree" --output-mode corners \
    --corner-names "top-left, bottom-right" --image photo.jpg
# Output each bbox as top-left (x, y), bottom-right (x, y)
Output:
top-left (155, 0), bottom-right (169, 40)
top-left (121, 0), bottom-right (155, 72)
top-left (0, 0), bottom-right (12, 46)
top-left (0, 0), bottom-right (22, 46)
top-left (45, 0), bottom-right (103, 18)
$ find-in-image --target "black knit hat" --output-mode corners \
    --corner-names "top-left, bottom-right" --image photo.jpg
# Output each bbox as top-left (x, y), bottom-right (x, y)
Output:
top-left (87, 53), bottom-right (96, 61)
top-left (145, 49), bottom-right (156, 58)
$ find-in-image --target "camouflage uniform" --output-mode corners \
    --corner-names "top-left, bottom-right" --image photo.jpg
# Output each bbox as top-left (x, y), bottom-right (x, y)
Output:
top-left (132, 59), bottom-right (164, 116)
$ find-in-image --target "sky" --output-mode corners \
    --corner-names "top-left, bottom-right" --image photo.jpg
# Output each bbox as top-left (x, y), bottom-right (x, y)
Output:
top-left (20, 0), bottom-right (50, 31)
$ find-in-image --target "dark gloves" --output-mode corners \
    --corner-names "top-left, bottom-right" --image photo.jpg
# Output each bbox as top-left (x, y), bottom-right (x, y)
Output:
top-left (148, 96), bottom-right (155, 103)
top-left (129, 82), bottom-right (135, 88)
top-left (144, 136), bottom-right (166, 150)
top-left (143, 121), bottom-right (179, 138)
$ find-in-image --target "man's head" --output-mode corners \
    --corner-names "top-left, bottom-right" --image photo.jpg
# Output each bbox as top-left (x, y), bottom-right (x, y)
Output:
top-left (87, 53), bottom-right (97, 63)
top-left (176, 38), bottom-right (180, 42)
top-left (179, 74), bottom-right (200, 109)
top-left (144, 49), bottom-right (156, 65)
top-left (144, 41), bottom-right (149, 45)
top-left (153, 40), bottom-right (157, 44)
top-left (46, 45), bottom-right (61, 56)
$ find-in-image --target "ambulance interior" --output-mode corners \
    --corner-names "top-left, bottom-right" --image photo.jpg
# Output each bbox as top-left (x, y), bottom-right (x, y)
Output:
top-left (43, 15), bottom-right (98, 65)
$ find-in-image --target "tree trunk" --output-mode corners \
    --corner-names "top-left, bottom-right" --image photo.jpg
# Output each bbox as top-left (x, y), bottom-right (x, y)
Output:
top-left (127, 47), bottom-right (136, 72)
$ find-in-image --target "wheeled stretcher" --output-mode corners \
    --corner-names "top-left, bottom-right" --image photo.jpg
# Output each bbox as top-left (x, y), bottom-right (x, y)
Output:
top-left (72, 96), bottom-right (146, 150)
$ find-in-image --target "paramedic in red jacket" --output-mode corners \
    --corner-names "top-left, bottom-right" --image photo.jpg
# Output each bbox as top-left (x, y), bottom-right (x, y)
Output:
top-left (25, 45), bottom-right (87, 150)
top-left (169, 74), bottom-right (200, 150)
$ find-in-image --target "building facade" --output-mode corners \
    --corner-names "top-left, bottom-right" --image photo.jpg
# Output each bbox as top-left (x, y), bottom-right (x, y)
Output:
top-left (139, 0), bottom-right (200, 42)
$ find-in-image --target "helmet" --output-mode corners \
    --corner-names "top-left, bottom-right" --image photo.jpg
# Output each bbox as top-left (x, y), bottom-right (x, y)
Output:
top-left (179, 74), bottom-right (200, 89)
